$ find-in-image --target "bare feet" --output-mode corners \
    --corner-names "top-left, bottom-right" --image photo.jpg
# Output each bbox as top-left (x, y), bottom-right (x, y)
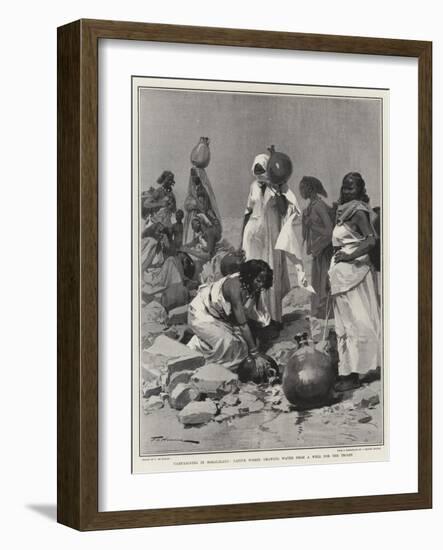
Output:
top-left (334, 373), bottom-right (360, 392)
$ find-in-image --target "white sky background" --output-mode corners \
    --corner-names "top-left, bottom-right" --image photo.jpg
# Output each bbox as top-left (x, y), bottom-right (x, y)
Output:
top-left (139, 87), bottom-right (382, 219)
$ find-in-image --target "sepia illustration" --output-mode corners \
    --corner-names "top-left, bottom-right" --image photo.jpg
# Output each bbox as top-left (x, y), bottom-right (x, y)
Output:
top-left (132, 78), bottom-right (387, 473)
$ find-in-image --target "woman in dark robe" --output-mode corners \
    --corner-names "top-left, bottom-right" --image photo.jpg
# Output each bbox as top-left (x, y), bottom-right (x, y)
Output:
top-left (300, 176), bottom-right (334, 319)
top-left (183, 167), bottom-right (222, 243)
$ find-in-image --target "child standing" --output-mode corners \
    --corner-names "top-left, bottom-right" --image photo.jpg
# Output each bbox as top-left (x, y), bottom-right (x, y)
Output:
top-left (170, 209), bottom-right (184, 253)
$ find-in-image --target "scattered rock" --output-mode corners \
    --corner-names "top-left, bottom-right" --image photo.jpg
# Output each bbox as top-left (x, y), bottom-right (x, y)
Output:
top-left (143, 335), bottom-right (205, 382)
top-left (143, 395), bottom-right (164, 413)
top-left (167, 370), bottom-right (194, 394)
top-left (168, 304), bottom-right (188, 325)
top-left (271, 395), bottom-right (292, 413)
top-left (221, 406), bottom-right (240, 418)
top-left (169, 383), bottom-right (200, 410)
top-left (141, 380), bottom-right (162, 399)
top-left (358, 414), bottom-right (373, 424)
top-left (238, 391), bottom-right (259, 404)
top-left (243, 400), bottom-right (265, 413)
top-left (237, 391), bottom-right (264, 413)
top-left (162, 326), bottom-right (182, 341)
top-left (240, 382), bottom-right (260, 396)
top-left (270, 396), bottom-right (282, 406)
top-left (141, 300), bottom-right (168, 334)
top-left (141, 362), bottom-right (164, 384)
top-left (160, 373), bottom-right (168, 392)
top-left (191, 364), bottom-right (238, 398)
top-left (353, 388), bottom-right (380, 409)
top-left (220, 393), bottom-right (240, 408)
top-left (178, 399), bottom-right (217, 425)
top-left (269, 385), bottom-right (282, 397)
top-left (362, 394), bottom-right (380, 409)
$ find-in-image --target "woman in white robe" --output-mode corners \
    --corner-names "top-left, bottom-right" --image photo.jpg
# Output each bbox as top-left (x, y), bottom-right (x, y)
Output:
top-left (187, 260), bottom-right (273, 372)
top-left (329, 172), bottom-right (381, 391)
top-left (241, 152), bottom-right (303, 325)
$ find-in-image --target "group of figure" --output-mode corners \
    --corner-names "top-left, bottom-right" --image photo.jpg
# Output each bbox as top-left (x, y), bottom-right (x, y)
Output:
top-left (141, 139), bottom-right (224, 311)
top-left (141, 137), bottom-right (381, 393)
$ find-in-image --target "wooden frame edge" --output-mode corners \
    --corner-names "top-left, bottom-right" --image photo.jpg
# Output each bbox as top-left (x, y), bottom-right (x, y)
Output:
top-left (57, 20), bottom-right (82, 529)
top-left (57, 19), bottom-right (432, 531)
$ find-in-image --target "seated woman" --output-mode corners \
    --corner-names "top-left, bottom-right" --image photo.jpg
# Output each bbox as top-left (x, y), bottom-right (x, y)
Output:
top-left (187, 259), bottom-right (274, 374)
top-left (141, 222), bottom-right (185, 306)
top-left (181, 215), bottom-right (218, 281)
top-left (141, 170), bottom-right (177, 230)
top-left (329, 172), bottom-right (380, 391)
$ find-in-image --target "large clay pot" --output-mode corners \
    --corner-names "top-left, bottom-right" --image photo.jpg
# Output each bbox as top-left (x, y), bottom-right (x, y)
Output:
top-left (267, 146), bottom-right (293, 185)
top-left (282, 345), bottom-right (335, 408)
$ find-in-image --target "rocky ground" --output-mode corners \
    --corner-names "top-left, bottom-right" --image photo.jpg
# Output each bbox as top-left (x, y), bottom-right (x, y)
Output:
top-left (139, 300), bottom-right (383, 456)
top-left (139, 216), bottom-right (383, 457)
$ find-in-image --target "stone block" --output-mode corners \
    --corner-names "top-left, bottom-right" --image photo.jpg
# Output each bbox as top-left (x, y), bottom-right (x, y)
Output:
top-left (141, 300), bottom-right (168, 335)
top-left (143, 395), bottom-right (164, 414)
top-left (168, 304), bottom-right (189, 325)
top-left (169, 383), bottom-right (200, 410)
top-left (143, 334), bottom-right (205, 382)
top-left (141, 362), bottom-right (164, 384)
top-left (167, 370), bottom-right (194, 395)
top-left (220, 393), bottom-right (240, 408)
top-left (141, 380), bottom-right (162, 399)
top-left (178, 399), bottom-right (217, 425)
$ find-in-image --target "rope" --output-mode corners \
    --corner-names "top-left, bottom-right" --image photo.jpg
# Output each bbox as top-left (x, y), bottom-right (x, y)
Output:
top-left (322, 291), bottom-right (332, 342)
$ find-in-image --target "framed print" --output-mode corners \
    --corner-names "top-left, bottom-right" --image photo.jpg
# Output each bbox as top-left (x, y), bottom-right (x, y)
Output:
top-left (57, 19), bottom-right (432, 530)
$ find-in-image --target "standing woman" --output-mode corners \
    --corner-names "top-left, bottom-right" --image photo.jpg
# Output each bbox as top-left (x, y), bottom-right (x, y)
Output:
top-left (329, 172), bottom-right (380, 391)
top-left (241, 148), bottom-right (301, 328)
top-left (184, 137), bottom-right (222, 243)
top-left (300, 176), bottom-right (334, 319)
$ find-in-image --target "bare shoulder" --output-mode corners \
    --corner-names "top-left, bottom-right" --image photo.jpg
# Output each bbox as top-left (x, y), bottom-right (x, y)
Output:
top-left (222, 276), bottom-right (241, 300)
top-left (352, 209), bottom-right (371, 224)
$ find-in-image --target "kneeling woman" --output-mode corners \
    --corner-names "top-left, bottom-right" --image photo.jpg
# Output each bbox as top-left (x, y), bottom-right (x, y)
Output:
top-left (187, 259), bottom-right (273, 373)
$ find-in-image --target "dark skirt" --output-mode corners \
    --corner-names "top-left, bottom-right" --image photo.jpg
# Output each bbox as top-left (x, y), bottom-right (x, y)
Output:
top-left (311, 244), bottom-right (333, 319)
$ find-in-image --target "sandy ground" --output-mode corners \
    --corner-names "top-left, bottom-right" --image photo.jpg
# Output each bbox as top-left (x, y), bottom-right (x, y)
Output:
top-left (140, 379), bottom-right (382, 455)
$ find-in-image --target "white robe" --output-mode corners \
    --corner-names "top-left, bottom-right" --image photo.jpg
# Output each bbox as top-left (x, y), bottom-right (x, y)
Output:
top-left (187, 273), bottom-right (270, 370)
top-left (242, 180), bottom-right (304, 322)
top-left (329, 223), bottom-right (381, 376)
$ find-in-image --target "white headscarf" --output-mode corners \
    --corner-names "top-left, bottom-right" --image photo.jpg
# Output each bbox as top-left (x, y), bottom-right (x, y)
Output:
top-left (251, 153), bottom-right (271, 185)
